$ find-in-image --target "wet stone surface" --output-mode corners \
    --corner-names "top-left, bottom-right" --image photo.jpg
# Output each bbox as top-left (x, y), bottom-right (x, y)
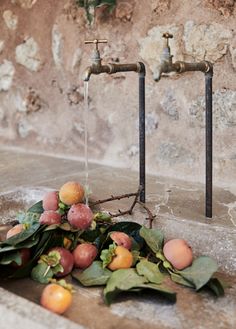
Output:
top-left (0, 148), bottom-right (235, 329)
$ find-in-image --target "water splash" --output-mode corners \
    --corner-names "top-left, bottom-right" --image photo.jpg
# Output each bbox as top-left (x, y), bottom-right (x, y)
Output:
top-left (84, 81), bottom-right (90, 205)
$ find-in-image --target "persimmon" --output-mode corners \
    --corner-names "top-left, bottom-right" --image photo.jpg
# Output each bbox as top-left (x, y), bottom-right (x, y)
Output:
top-left (108, 246), bottom-right (133, 271)
top-left (43, 191), bottom-right (59, 211)
top-left (39, 211), bottom-right (62, 225)
top-left (67, 204), bottom-right (93, 230)
top-left (11, 248), bottom-right (31, 268)
top-left (40, 282), bottom-right (72, 315)
top-left (59, 181), bottom-right (84, 206)
top-left (73, 243), bottom-right (97, 269)
top-left (6, 223), bottom-right (24, 239)
top-left (163, 239), bottom-right (193, 270)
top-left (110, 231), bottom-right (132, 250)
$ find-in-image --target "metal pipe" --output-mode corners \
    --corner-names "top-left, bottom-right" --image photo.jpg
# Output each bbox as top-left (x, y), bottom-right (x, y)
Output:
top-left (205, 71), bottom-right (213, 218)
top-left (138, 62), bottom-right (146, 203)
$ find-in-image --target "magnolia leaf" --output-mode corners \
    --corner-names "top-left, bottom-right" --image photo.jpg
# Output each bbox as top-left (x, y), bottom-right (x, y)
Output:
top-left (31, 262), bottom-right (54, 284)
top-left (178, 256), bottom-right (218, 290)
top-left (72, 261), bottom-right (112, 286)
top-left (136, 259), bottom-right (165, 285)
top-left (100, 243), bottom-right (116, 268)
top-left (140, 226), bottom-right (164, 253)
top-left (104, 268), bottom-right (148, 305)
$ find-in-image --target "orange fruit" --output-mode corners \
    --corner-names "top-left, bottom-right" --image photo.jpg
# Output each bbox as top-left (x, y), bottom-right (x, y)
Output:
top-left (108, 246), bottom-right (133, 271)
top-left (6, 224), bottom-right (24, 239)
top-left (59, 181), bottom-right (84, 206)
top-left (40, 283), bottom-right (72, 315)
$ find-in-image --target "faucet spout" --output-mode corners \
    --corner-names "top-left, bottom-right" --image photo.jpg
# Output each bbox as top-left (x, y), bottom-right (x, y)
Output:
top-left (83, 66), bottom-right (93, 82)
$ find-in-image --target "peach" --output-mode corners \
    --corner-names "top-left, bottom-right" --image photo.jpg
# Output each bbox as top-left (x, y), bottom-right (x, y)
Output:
top-left (39, 211), bottom-right (62, 225)
top-left (163, 238), bottom-right (193, 270)
top-left (6, 223), bottom-right (24, 239)
top-left (67, 204), bottom-right (93, 230)
top-left (110, 231), bottom-right (132, 250)
top-left (59, 181), bottom-right (84, 206)
top-left (108, 246), bottom-right (133, 271)
top-left (42, 191), bottom-right (59, 211)
top-left (73, 243), bottom-right (97, 269)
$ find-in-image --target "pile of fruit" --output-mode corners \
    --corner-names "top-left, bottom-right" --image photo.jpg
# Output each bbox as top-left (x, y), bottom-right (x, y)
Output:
top-left (0, 181), bottom-right (225, 315)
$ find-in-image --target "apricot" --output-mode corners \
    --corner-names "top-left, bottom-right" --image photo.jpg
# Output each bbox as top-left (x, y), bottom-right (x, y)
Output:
top-left (163, 239), bottom-right (193, 270)
top-left (108, 246), bottom-right (133, 271)
top-left (42, 191), bottom-right (59, 211)
top-left (59, 181), bottom-right (84, 206)
top-left (67, 204), bottom-right (93, 230)
top-left (40, 283), bottom-right (72, 315)
top-left (49, 247), bottom-right (74, 277)
top-left (6, 223), bottom-right (24, 239)
top-left (110, 231), bottom-right (132, 250)
top-left (39, 211), bottom-right (62, 225)
top-left (73, 243), bottom-right (97, 269)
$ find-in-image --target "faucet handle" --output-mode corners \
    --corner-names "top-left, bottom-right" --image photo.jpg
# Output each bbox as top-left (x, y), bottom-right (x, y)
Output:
top-left (162, 32), bottom-right (173, 48)
top-left (84, 39), bottom-right (108, 50)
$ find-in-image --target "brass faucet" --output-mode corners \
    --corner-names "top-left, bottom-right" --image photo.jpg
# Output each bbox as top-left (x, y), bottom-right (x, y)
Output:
top-left (83, 39), bottom-right (144, 81)
top-left (153, 32), bottom-right (213, 81)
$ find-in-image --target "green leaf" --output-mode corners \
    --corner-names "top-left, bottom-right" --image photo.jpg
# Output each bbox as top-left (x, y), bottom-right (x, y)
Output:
top-left (100, 243), bottom-right (116, 268)
top-left (131, 250), bottom-right (140, 266)
top-left (0, 235), bottom-right (39, 254)
top-left (137, 283), bottom-right (176, 302)
top-left (178, 256), bottom-right (218, 290)
top-left (31, 262), bottom-right (54, 284)
top-left (16, 212), bottom-right (40, 225)
top-left (205, 278), bottom-right (225, 297)
top-left (104, 268), bottom-right (148, 305)
top-left (72, 261), bottom-right (112, 286)
top-left (94, 212), bottom-right (112, 222)
top-left (136, 259), bottom-right (165, 285)
top-left (0, 250), bottom-right (21, 265)
top-left (170, 271), bottom-right (195, 288)
top-left (27, 201), bottom-right (44, 214)
top-left (140, 226), bottom-right (164, 253)
top-left (3, 223), bottom-right (41, 246)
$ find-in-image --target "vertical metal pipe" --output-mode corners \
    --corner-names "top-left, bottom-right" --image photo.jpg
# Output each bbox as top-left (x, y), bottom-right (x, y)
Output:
top-left (205, 72), bottom-right (213, 218)
top-left (139, 64), bottom-right (146, 203)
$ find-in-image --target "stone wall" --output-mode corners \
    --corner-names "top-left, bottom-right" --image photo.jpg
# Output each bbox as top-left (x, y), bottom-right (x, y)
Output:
top-left (0, 0), bottom-right (235, 188)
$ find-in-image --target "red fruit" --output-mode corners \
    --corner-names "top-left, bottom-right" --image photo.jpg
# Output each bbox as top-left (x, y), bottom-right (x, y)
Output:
top-left (73, 243), bottom-right (97, 269)
top-left (49, 247), bottom-right (74, 277)
top-left (110, 231), bottom-right (132, 250)
top-left (163, 239), bottom-right (193, 270)
top-left (43, 191), bottom-right (59, 211)
top-left (67, 204), bottom-right (93, 230)
top-left (39, 211), bottom-right (61, 225)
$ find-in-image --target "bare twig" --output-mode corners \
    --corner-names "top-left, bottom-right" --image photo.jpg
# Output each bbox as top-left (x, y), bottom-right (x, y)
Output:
top-left (136, 201), bottom-right (156, 229)
top-left (90, 186), bottom-right (156, 228)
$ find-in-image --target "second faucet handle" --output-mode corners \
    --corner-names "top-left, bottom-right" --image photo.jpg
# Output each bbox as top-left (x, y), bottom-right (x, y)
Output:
top-left (162, 32), bottom-right (173, 48)
top-left (84, 39), bottom-right (108, 50)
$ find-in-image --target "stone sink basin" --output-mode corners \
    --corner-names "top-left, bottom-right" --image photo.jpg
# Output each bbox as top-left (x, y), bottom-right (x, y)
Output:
top-left (0, 187), bottom-right (235, 329)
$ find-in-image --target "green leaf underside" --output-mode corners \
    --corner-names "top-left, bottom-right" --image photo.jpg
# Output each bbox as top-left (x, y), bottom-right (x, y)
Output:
top-left (0, 236), bottom-right (40, 254)
top-left (170, 272), bottom-right (195, 288)
top-left (31, 262), bottom-right (54, 284)
top-left (140, 226), bottom-right (164, 253)
top-left (136, 259), bottom-right (165, 285)
top-left (178, 256), bottom-right (218, 290)
top-left (104, 268), bottom-right (176, 305)
top-left (205, 278), bottom-right (225, 297)
top-left (72, 261), bottom-right (112, 286)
